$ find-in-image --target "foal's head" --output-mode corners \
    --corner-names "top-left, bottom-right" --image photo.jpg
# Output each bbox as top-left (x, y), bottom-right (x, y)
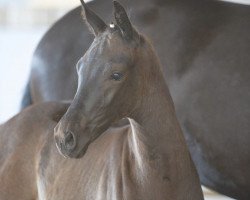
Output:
top-left (54, 0), bottom-right (163, 158)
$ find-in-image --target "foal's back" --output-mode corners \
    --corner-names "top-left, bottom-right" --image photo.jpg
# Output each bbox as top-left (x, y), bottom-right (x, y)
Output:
top-left (0, 102), bottom-right (68, 200)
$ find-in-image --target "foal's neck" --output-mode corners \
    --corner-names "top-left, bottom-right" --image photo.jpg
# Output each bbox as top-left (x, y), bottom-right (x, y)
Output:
top-left (131, 49), bottom-right (186, 153)
top-left (134, 83), bottom-right (183, 148)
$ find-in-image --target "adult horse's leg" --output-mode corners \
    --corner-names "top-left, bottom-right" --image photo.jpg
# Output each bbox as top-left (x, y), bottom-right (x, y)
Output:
top-left (20, 81), bottom-right (32, 109)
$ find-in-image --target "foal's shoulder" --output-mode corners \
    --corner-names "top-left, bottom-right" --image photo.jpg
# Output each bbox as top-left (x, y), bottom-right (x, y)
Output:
top-left (19, 101), bottom-right (69, 122)
top-left (1, 101), bottom-right (69, 135)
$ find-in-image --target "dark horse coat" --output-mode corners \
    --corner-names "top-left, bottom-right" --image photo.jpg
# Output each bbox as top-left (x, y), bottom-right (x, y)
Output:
top-left (22, 0), bottom-right (250, 199)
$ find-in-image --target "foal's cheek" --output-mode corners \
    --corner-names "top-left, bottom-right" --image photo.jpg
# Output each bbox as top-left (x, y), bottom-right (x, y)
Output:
top-left (103, 85), bottom-right (117, 106)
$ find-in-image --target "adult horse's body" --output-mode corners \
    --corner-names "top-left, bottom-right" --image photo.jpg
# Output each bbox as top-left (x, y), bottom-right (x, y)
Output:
top-left (23, 0), bottom-right (250, 199)
top-left (0, 2), bottom-right (203, 199)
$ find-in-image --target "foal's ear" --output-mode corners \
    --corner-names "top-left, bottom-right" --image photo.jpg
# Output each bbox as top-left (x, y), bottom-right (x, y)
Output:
top-left (113, 1), bottom-right (139, 41)
top-left (80, 0), bottom-right (107, 36)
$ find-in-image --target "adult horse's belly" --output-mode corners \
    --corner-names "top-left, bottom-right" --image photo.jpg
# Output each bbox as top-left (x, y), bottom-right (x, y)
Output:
top-left (27, 0), bottom-right (250, 199)
top-left (169, 27), bottom-right (250, 198)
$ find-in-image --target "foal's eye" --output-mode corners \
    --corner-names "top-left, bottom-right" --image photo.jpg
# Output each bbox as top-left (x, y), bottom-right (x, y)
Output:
top-left (110, 72), bottom-right (123, 81)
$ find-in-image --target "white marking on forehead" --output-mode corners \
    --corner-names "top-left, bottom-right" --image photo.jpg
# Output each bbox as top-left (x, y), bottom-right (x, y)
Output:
top-left (109, 23), bottom-right (115, 28)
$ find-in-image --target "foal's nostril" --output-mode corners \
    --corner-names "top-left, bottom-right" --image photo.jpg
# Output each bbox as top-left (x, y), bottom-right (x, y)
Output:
top-left (64, 131), bottom-right (76, 150)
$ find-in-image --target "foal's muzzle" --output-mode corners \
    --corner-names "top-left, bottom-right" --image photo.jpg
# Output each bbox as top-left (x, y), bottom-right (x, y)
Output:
top-left (54, 125), bottom-right (78, 158)
top-left (62, 130), bottom-right (76, 150)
